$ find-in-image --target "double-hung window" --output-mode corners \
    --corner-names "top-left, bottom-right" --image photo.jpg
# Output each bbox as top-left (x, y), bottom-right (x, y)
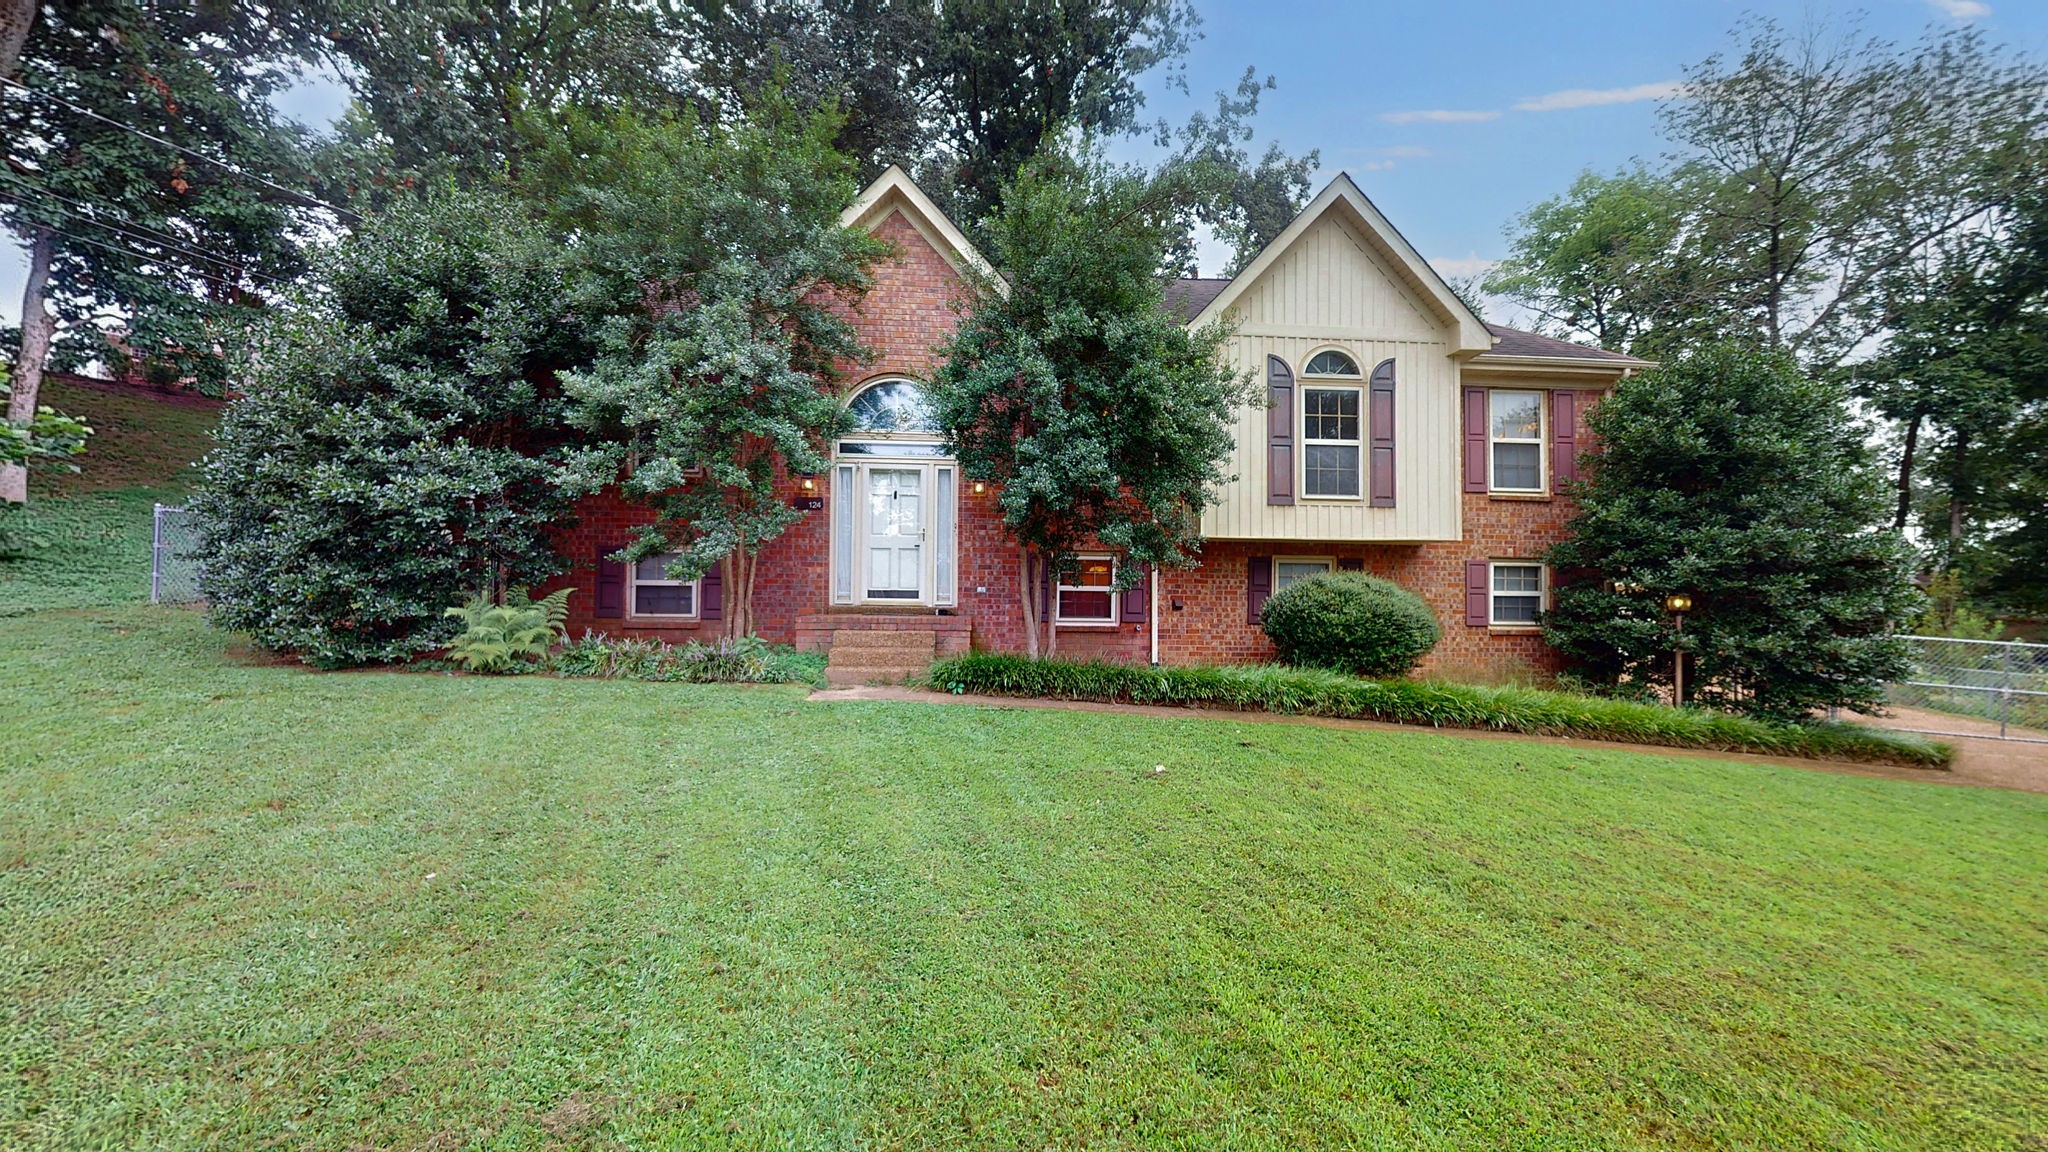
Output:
top-left (1301, 350), bottom-right (1365, 499)
top-left (1490, 562), bottom-right (1544, 626)
top-left (1489, 390), bottom-right (1545, 492)
top-left (629, 553), bottom-right (698, 618)
top-left (1274, 557), bottom-right (1335, 592)
top-left (1055, 555), bottom-right (1117, 624)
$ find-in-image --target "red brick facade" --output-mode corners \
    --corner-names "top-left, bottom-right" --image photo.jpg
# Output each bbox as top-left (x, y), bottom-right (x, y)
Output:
top-left (541, 196), bottom-right (1609, 680)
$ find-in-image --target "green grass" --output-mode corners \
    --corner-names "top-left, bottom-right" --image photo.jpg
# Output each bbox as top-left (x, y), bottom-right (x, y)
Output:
top-left (1, 378), bottom-right (218, 617)
top-left (30, 376), bottom-right (219, 498)
top-left (3, 607), bottom-right (2045, 1150)
top-left (931, 653), bottom-right (1954, 768)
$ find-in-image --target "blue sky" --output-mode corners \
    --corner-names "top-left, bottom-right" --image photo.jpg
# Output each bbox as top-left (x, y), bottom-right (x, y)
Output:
top-left (7, 0), bottom-right (2047, 329)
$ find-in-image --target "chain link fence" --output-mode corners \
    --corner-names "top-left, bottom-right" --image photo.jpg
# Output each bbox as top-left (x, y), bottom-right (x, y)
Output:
top-left (150, 504), bottom-right (204, 605)
top-left (1885, 634), bottom-right (2048, 743)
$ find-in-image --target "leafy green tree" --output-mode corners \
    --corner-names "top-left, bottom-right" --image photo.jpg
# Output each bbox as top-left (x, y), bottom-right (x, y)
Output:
top-left (310, 0), bottom-right (681, 186)
top-left (2, 0), bottom-right (327, 503)
top-left (1661, 20), bottom-right (2046, 370)
top-left (1484, 168), bottom-right (1686, 354)
top-left (1544, 345), bottom-right (1921, 722)
top-left (1859, 169), bottom-right (2048, 611)
top-left (191, 191), bottom-right (585, 667)
top-left (927, 140), bottom-right (1256, 657)
top-left (544, 98), bottom-right (893, 642)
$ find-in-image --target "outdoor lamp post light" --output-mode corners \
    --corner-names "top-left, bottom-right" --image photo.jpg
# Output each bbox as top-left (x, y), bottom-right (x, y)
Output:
top-left (1665, 594), bottom-right (1693, 705)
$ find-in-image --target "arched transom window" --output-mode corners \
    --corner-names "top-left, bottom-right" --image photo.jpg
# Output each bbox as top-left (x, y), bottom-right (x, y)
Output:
top-left (846, 378), bottom-right (939, 436)
top-left (1304, 349), bottom-right (1361, 377)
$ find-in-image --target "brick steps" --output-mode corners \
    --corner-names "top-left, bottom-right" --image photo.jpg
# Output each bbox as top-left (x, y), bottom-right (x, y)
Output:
top-left (823, 628), bottom-right (938, 687)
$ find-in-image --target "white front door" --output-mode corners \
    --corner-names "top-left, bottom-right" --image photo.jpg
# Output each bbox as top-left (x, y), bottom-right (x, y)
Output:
top-left (864, 467), bottom-right (924, 600)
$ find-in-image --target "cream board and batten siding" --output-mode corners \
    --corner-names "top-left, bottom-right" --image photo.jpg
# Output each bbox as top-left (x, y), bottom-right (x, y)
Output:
top-left (1197, 210), bottom-right (1464, 543)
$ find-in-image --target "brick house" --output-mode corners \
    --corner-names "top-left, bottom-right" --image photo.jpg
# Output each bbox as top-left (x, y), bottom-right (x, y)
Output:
top-left (546, 166), bottom-right (1648, 679)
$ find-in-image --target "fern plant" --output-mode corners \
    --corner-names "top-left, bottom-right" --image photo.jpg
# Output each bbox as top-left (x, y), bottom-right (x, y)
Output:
top-left (443, 587), bottom-right (573, 673)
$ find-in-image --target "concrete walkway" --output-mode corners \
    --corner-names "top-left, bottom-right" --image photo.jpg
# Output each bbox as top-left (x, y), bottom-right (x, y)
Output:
top-left (810, 686), bottom-right (2048, 797)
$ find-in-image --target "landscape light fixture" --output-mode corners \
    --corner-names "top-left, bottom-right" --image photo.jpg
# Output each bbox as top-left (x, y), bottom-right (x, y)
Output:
top-left (1665, 593), bottom-right (1694, 705)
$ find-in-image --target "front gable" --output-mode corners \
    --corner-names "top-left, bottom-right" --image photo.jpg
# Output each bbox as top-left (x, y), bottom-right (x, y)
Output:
top-left (1227, 212), bottom-right (1448, 342)
top-left (1188, 174), bottom-right (1491, 355)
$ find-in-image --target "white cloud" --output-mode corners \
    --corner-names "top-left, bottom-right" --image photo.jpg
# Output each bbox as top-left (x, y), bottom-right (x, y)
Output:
top-left (1359, 160), bottom-right (1397, 171)
top-left (1377, 145), bottom-right (1434, 158)
top-left (1513, 81), bottom-right (1684, 112)
top-left (1927, 0), bottom-right (1990, 18)
top-left (1379, 108), bottom-right (1501, 125)
top-left (1429, 254), bottom-right (1498, 279)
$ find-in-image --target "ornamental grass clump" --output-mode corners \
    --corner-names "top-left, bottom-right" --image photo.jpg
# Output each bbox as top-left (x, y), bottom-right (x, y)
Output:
top-left (926, 653), bottom-right (1951, 768)
top-left (1259, 571), bottom-right (1441, 676)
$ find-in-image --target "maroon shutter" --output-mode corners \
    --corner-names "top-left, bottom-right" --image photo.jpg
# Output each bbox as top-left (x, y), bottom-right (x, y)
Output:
top-left (700, 559), bottom-right (723, 620)
top-left (1464, 559), bottom-right (1490, 626)
top-left (1338, 558), bottom-right (1364, 571)
top-left (1038, 557), bottom-right (1053, 622)
top-left (1369, 358), bottom-right (1396, 507)
top-left (1463, 387), bottom-right (1488, 493)
top-left (1551, 389), bottom-right (1577, 489)
top-left (1267, 356), bottom-right (1295, 506)
top-left (595, 543), bottom-right (625, 618)
top-left (1247, 555), bottom-right (1273, 622)
top-left (1120, 564), bottom-right (1149, 623)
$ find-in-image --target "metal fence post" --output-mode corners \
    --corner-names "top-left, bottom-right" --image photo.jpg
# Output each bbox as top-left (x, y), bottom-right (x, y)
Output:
top-left (2001, 641), bottom-right (2014, 740)
top-left (150, 503), bottom-right (163, 605)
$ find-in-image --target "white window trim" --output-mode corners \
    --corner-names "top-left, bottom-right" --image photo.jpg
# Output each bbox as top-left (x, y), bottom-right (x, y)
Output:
top-left (628, 553), bottom-right (702, 621)
top-left (1488, 561), bottom-right (1546, 628)
top-left (1488, 389), bottom-right (1548, 494)
top-left (1273, 555), bottom-right (1336, 592)
top-left (1053, 554), bottom-right (1119, 626)
top-left (1300, 382), bottom-right (1365, 501)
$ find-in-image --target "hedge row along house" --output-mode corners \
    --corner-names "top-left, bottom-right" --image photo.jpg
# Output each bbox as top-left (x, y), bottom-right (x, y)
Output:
top-left (543, 166), bottom-right (1648, 682)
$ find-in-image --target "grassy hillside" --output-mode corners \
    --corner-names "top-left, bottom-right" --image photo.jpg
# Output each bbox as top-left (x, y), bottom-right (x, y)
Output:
top-left (1, 378), bottom-right (218, 617)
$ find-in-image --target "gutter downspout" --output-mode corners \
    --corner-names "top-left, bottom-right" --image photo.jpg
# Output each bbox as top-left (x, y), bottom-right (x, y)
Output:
top-left (1149, 567), bottom-right (1160, 666)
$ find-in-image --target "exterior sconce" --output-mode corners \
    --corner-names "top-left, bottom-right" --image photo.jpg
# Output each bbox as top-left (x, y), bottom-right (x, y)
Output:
top-left (971, 479), bottom-right (987, 495)
top-left (800, 474), bottom-right (817, 492)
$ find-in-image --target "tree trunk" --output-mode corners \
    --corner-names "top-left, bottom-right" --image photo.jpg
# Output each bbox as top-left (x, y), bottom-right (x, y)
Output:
top-left (1948, 430), bottom-right (1968, 551)
top-left (0, 0), bottom-right (34, 81)
top-left (1016, 544), bottom-right (1038, 659)
top-left (723, 552), bottom-right (744, 643)
top-left (3, 224), bottom-right (56, 505)
top-left (1893, 411), bottom-right (1920, 530)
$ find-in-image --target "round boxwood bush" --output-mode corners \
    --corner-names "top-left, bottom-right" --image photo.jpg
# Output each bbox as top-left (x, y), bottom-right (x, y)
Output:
top-left (1260, 571), bottom-right (1441, 677)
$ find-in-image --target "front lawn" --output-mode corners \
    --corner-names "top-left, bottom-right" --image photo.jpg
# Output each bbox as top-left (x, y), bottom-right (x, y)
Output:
top-left (4, 608), bottom-right (2045, 1150)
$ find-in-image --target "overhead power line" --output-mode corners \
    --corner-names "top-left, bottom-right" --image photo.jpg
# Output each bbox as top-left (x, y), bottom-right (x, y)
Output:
top-left (0, 173), bottom-right (294, 289)
top-left (0, 208), bottom-right (278, 298)
top-left (1, 75), bottom-right (361, 222)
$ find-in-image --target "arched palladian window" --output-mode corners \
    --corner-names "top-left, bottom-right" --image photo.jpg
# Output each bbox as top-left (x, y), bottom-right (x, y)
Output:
top-left (1304, 349), bottom-right (1361, 377)
top-left (831, 378), bottom-right (957, 609)
top-left (1300, 348), bottom-right (1364, 498)
top-left (846, 378), bottom-right (940, 436)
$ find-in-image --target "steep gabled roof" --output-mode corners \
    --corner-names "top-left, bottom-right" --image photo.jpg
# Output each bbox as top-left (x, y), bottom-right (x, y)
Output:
top-left (842, 165), bottom-right (999, 286)
top-left (1182, 173), bottom-right (1493, 353)
top-left (1164, 277), bottom-right (1232, 323)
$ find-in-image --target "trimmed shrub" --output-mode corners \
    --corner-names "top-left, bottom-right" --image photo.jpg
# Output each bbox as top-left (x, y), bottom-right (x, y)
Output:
top-left (1260, 571), bottom-right (1441, 676)
top-left (925, 653), bottom-right (1952, 768)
